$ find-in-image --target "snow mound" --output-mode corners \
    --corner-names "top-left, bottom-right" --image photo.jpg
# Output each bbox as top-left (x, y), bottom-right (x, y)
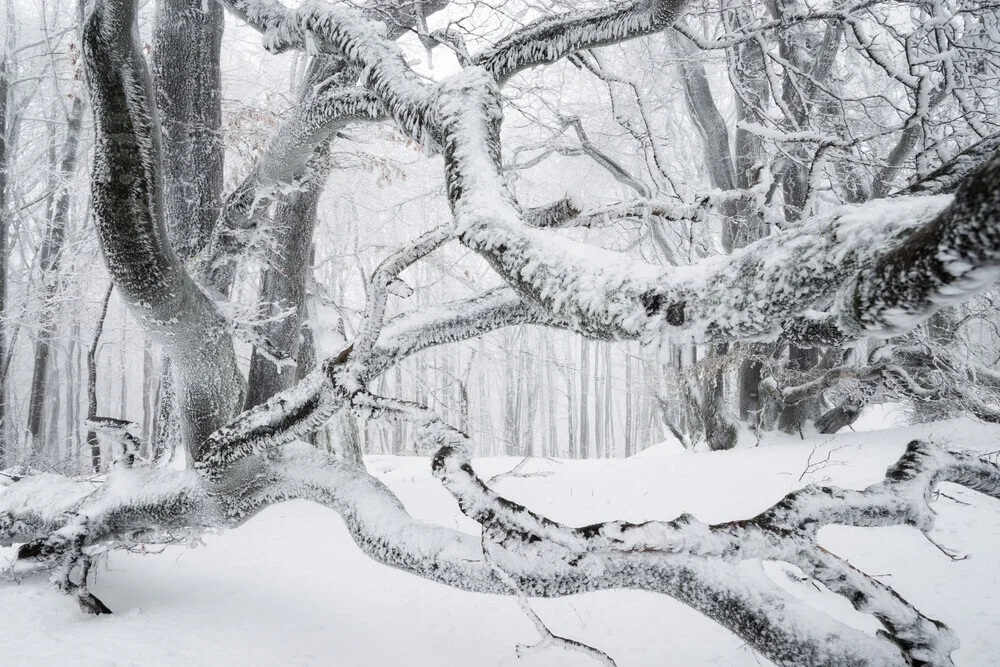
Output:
top-left (630, 436), bottom-right (687, 458)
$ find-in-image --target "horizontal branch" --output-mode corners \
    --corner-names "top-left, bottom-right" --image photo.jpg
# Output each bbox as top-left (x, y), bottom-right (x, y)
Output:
top-left (473, 0), bottom-right (689, 83)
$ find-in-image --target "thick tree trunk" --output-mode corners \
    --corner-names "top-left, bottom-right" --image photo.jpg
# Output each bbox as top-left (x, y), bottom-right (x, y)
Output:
top-left (243, 168), bottom-right (328, 408)
top-left (151, 0), bottom-right (223, 262)
top-left (82, 0), bottom-right (243, 460)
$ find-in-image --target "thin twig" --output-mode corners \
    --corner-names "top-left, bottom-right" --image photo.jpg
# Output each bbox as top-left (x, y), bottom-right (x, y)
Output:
top-left (481, 535), bottom-right (617, 667)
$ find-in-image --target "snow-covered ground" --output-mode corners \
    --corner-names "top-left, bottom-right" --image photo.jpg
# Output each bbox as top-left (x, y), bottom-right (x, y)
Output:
top-left (3, 413), bottom-right (1000, 666)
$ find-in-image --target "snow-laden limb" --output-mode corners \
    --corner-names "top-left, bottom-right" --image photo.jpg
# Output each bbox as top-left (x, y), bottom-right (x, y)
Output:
top-left (204, 0), bottom-right (452, 294)
top-left (6, 355), bottom-right (1000, 665)
top-left (215, 0), bottom-right (1000, 348)
top-left (524, 197), bottom-right (711, 229)
top-left (352, 225), bottom-right (453, 359)
top-left (195, 358), bottom-right (345, 477)
top-left (203, 87), bottom-right (387, 294)
top-left (367, 287), bottom-right (570, 376)
top-left (901, 133), bottom-right (1000, 196)
top-left (482, 537), bottom-right (618, 667)
top-left (219, 0), bottom-right (693, 146)
top-left (199, 284), bottom-right (566, 475)
top-left (840, 154), bottom-right (1000, 337)
top-left (342, 393), bottom-right (969, 665)
top-left (82, 0), bottom-right (244, 458)
top-left (210, 0), bottom-right (447, 218)
top-left (219, 0), bottom-right (437, 144)
top-left (472, 0), bottom-right (689, 83)
top-left (429, 422), bottom-right (997, 664)
top-left (434, 62), bottom-right (980, 345)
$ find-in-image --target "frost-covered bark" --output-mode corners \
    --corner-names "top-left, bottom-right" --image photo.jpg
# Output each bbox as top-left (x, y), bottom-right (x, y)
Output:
top-left (151, 0), bottom-right (223, 262)
top-left (244, 145), bottom-right (330, 408)
top-left (82, 0), bottom-right (243, 460)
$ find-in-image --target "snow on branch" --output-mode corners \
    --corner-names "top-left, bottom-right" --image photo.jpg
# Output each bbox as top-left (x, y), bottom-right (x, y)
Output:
top-left (524, 197), bottom-right (722, 229)
top-left (367, 287), bottom-right (571, 376)
top-left (214, 0), bottom-right (1000, 352)
top-left (204, 87), bottom-right (387, 293)
top-left (390, 396), bottom-right (996, 665)
top-left (352, 225), bottom-right (453, 359)
top-left (197, 281), bottom-right (566, 477)
top-left (435, 59), bottom-right (995, 346)
top-left (672, 0), bottom-right (882, 51)
top-left (840, 154), bottom-right (1000, 337)
top-left (472, 0), bottom-right (690, 83)
top-left (218, 0), bottom-right (437, 143)
top-left (205, 0), bottom-right (451, 292)
top-left (900, 132), bottom-right (1000, 196)
top-left (6, 292), bottom-right (1000, 665)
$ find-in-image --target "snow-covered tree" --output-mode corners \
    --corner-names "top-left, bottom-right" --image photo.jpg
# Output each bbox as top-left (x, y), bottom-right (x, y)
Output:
top-left (3, 0), bottom-right (1000, 665)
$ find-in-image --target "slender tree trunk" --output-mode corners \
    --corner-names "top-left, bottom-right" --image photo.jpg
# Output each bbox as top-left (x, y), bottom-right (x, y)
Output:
top-left (66, 317), bottom-right (80, 469)
top-left (546, 344), bottom-right (558, 457)
top-left (86, 285), bottom-right (113, 472)
top-left (393, 363), bottom-right (404, 455)
top-left (579, 337), bottom-right (590, 459)
top-left (521, 348), bottom-right (537, 457)
top-left (595, 346), bottom-right (605, 459)
top-left (0, 53), bottom-right (10, 464)
top-left (46, 362), bottom-right (61, 461)
top-left (624, 354), bottom-right (633, 457)
top-left (26, 96), bottom-right (85, 454)
top-left (142, 338), bottom-right (154, 454)
top-left (118, 323), bottom-right (127, 417)
top-left (565, 358), bottom-right (577, 459)
top-left (604, 343), bottom-right (616, 458)
top-left (503, 344), bottom-right (517, 456)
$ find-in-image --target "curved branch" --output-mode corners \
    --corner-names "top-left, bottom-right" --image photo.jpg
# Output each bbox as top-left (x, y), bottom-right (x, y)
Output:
top-left (203, 87), bottom-right (386, 293)
top-left (353, 225), bottom-right (453, 359)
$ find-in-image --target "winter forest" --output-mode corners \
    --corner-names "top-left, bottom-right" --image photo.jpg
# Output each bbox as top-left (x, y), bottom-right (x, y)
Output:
top-left (2, 0), bottom-right (1000, 664)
